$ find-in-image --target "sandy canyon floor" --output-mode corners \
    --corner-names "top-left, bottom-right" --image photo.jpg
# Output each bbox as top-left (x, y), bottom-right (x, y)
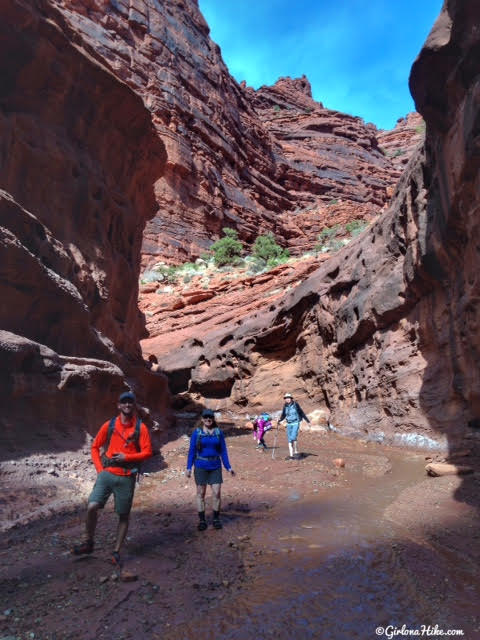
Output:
top-left (1, 426), bottom-right (480, 640)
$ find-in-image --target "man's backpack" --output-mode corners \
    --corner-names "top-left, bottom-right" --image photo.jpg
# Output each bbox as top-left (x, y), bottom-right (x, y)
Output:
top-left (101, 417), bottom-right (142, 474)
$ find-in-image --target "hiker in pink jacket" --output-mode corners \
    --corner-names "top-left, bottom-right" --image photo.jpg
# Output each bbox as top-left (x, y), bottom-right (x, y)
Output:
top-left (253, 412), bottom-right (273, 451)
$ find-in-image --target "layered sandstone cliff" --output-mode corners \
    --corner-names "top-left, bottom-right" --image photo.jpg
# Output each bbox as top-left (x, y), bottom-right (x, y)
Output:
top-left (149, 1), bottom-right (479, 452)
top-left (2, 0), bottom-right (464, 456)
top-left (0, 0), bottom-right (169, 452)
top-left (49, 0), bottom-right (415, 266)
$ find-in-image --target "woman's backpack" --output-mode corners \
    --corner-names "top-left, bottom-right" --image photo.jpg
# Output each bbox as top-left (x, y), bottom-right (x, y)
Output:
top-left (195, 426), bottom-right (221, 452)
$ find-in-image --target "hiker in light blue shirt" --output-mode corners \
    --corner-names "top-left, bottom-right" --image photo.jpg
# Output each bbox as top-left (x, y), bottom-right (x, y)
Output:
top-left (278, 392), bottom-right (310, 459)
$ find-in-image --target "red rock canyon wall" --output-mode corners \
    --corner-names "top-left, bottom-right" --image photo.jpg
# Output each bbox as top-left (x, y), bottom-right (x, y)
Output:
top-left (50, 0), bottom-right (414, 265)
top-left (150, 0), bottom-right (480, 452)
top-left (0, 0), bottom-right (169, 453)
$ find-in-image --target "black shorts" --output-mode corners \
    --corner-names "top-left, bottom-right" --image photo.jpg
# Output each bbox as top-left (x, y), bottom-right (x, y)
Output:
top-left (194, 466), bottom-right (223, 485)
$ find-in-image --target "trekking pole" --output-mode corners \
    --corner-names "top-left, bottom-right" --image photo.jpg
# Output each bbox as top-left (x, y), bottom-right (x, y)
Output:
top-left (272, 421), bottom-right (280, 460)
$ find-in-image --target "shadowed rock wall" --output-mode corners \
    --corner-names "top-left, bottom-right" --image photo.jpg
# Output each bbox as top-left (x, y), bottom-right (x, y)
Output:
top-left (0, 0), bottom-right (168, 453)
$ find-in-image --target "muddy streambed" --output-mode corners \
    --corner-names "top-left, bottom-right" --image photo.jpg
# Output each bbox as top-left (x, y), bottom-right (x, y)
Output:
top-left (1, 430), bottom-right (479, 639)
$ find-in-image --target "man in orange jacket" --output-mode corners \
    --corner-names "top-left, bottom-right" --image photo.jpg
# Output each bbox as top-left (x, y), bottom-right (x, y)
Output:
top-left (72, 391), bottom-right (152, 565)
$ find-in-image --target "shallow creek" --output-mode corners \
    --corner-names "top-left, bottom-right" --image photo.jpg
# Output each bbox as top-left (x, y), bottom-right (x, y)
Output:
top-left (168, 437), bottom-right (479, 640)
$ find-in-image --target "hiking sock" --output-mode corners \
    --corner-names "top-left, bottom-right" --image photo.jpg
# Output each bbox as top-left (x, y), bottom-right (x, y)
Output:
top-left (288, 442), bottom-right (294, 457)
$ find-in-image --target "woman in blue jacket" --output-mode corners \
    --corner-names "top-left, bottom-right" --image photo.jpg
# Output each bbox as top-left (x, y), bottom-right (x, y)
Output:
top-left (186, 409), bottom-right (235, 530)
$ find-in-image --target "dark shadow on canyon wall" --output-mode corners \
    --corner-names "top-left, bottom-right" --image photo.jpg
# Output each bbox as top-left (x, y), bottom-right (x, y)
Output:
top-left (0, 0), bottom-right (168, 459)
top-left (409, 0), bottom-right (480, 515)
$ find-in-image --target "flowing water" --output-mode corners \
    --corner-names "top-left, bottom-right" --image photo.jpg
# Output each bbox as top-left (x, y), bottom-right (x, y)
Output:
top-left (165, 442), bottom-right (480, 640)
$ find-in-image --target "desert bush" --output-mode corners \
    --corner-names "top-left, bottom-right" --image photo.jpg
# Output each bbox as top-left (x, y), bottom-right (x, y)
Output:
top-left (252, 232), bottom-right (289, 264)
top-left (345, 219), bottom-right (368, 236)
top-left (211, 227), bottom-right (243, 267)
top-left (141, 265), bottom-right (179, 284)
top-left (315, 224), bottom-right (342, 253)
top-left (415, 122), bottom-right (426, 134)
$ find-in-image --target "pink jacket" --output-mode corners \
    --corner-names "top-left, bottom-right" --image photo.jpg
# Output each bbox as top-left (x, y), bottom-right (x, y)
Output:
top-left (253, 417), bottom-right (272, 440)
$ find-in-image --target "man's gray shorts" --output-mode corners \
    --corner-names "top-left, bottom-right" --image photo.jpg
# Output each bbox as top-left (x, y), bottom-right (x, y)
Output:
top-left (89, 471), bottom-right (136, 515)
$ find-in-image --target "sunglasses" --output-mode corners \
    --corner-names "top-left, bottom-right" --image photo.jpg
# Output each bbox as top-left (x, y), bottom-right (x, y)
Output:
top-left (202, 416), bottom-right (213, 421)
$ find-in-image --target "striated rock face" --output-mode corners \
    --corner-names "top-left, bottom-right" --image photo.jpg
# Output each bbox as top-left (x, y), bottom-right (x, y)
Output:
top-left (0, 0), bottom-right (169, 450)
top-left (377, 112), bottom-right (425, 171)
top-left (249, 76), bottom-right (406, 253)
top-left (139, 256), bottom-right (324, 397)
top-left (50, 0), bottom-right (417, 266)
top-left (150, 0), bottom-right (480, 451)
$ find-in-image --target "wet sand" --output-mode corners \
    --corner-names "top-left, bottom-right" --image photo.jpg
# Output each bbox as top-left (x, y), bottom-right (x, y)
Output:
top-left (1, 428), bottom-right (479, 639)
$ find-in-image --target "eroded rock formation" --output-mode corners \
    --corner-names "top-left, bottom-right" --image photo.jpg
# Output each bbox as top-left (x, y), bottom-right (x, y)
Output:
top-left (0, 0), bottom-right (169, 451)
top-left (47, 0), bottom-right (419, 266)
top-left (3, 0), bottom-right (468, 456)
top-left (150, 0), bottom-right (480, 451)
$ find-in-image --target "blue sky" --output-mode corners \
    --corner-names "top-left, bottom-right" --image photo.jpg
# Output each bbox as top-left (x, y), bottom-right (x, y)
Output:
top-left (198, 0), bottom-right (444, 130)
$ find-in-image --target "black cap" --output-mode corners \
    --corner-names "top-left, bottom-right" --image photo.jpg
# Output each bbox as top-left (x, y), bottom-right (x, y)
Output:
top-left (201, 408), bottom-right (215, 418)
top-left (119, 391), bottom-right (136, 403)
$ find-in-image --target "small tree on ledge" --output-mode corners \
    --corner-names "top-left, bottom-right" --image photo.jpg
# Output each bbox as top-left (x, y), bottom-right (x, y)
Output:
top-left (252, 232), bottom-right (290, 266)
top-left (211, 227), bottom-right (243, 267)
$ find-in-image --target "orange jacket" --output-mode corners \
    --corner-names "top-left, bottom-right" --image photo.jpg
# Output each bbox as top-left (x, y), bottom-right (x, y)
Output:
top-left (91, 415), bottom-right (152, 476)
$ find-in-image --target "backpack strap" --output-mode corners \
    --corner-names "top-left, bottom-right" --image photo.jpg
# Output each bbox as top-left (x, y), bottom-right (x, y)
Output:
top-left (195, 426), bottom-right (221, 453)
top-left (102, 417), bottom-right (142, 470)
top-left (134, 417), bottom-right (141, 451)
top-left (104, 417), bottom-right (116, 453)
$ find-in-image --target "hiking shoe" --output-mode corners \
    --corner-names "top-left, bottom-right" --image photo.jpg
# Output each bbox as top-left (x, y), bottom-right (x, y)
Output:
top-left (72, 540), bottom-right (94, 555)
top-left (213, 518), bottom-right (223, 530)
top-left (198, 520), bottom-right (208, 531)
top-left (284, 456), bottom-right (294, 461)
top-left (111, 551), bottom-right (122, 567)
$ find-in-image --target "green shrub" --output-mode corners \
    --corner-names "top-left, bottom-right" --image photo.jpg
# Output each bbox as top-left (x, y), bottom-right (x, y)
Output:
top-left (141, 270), bottom-right (161, 284)
top-left (315, 225), bottom-right (342, 253)
top-left (267, 254), bottom-right (290, 268)
top-left (211, 227), bottom-right (243, 267)
top-left (183, 262), bottom-right (199, 271)
top-left (161, 266), bottom-right (180, 284)
top-left (317, 225), bottom-right (340, 243)
top-left (141, 265), bottom-right (179, 284)
top-left (273, 105), bottom-right (281, 112)
top-left (252, 232), bottom-right (289, 264)
top-left (345, 219), bottom-right (368, 236)
top-left (328, 239), bottom-right (345, 253)
top-left (327, 198), bottom-right (339, 206)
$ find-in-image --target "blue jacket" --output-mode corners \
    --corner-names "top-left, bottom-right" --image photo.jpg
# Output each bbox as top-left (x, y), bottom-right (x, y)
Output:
top-left (279, 401), bottom-right (310, 424)
top-left (187, 428), bottom-right (232, 471)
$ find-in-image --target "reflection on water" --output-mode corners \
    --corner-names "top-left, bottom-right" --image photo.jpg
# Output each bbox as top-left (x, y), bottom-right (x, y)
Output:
top-left (167, 445), bottom-right (479, 640)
